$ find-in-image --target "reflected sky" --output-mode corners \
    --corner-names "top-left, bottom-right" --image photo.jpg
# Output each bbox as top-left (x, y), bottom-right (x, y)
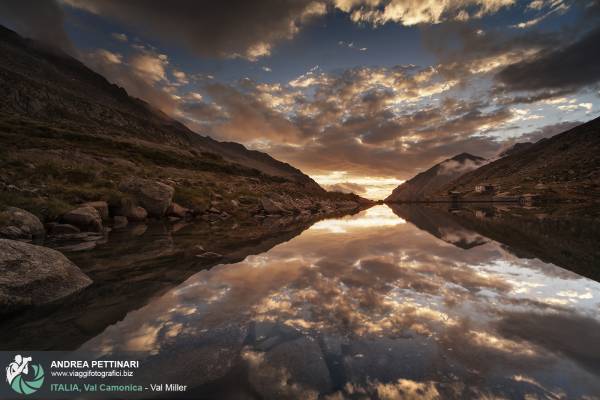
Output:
top-left (81, 206), bottom-right (600, 399)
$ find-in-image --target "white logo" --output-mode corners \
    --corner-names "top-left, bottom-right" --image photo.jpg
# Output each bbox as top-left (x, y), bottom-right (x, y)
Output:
top-left (6, 354), bottom-right (32, 385)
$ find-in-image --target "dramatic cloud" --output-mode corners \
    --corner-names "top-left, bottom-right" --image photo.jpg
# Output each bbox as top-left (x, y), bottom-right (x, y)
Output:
top-left (84, 48), bottom-right (178, 115)
top-left (496, 26), bottom-right (600, 93)
top-left (334, 0), bottom-right (515, 26)
top-left (0, 0), bottom-right (74, 53)
top-left (63, 0), bottom-right (328, 60)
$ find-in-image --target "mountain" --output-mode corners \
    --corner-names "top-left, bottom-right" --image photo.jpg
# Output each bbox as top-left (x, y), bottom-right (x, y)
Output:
top-left (0, 25), bottom-right (314, 185)
top-left (498, 141), bottom-right (534, 158)
top-left (0, 25), bottom-right (369, 223)
top-left (385, 153), bottom-right (486, 202)
top-left (436, 117), bottom-right (600, 202)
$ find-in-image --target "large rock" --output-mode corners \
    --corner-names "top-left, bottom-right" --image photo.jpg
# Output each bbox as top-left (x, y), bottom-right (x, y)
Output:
top-left (0, 239), bottom-right (92, 313)
top-left (82, 201), bottom-right (109, 220)
top-left (167, 202), bottom-right (190, 218)
top-left (0, 207), bottom-right (45, 240)
top-left (260, 198), bottom-right (286, 214)
top-left (113, 198), bottom-right (148, 221)
top-left (62, 206), bottom-right (103, 232)
top-left (119, 179), bottom-right (174, 217)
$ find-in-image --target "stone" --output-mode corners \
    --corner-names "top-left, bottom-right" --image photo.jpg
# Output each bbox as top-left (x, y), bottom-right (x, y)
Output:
top-left (113, 216), bottom-right (128, 229)
top-left (114, 198), bottom-right (147, 221)
top-left (62, 206), bottom-right (103, 232)
top-left (0, 226), bottom-right (25, 240)
top-left (82, 201), bottom-right (109, 220)
top-left (167, 202), bottom-right (190, 218)
top-left (49, 224), bottom-right (80, 235)
top-left (0, 207), bottom-right (44, 239)
top-left (195, 251), bottom-right (223, 260)
top-left (0, 239), bottom-right (92, 313)
top-left (260, 198), bottom-right (285, 214)
top-left (128, 206), bottom-right (148, 221)
top-left (119, 178), bottom-right (174, 217)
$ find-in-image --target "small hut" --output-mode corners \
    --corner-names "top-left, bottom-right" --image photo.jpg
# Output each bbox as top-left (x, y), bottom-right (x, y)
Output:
top-left (475, 183), bottom-right (496, 194)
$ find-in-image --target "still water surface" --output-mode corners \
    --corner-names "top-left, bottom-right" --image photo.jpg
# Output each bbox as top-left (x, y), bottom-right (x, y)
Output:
top-left (75, 205), bottom-right (600, 399)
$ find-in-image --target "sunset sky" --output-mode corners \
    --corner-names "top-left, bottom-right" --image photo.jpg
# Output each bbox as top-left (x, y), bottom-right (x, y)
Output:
top-left (2, 0), bottom-right (599, 199)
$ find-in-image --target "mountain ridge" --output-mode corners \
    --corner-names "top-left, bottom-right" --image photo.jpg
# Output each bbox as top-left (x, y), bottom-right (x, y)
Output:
top-left (385, 153), bottom-right (486, 202)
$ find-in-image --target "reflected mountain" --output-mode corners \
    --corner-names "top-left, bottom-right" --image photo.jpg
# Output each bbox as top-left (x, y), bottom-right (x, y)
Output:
top-left (41, 206), bottom-right (600, 399)
top-left (390, 203), bottom-right (600, 281)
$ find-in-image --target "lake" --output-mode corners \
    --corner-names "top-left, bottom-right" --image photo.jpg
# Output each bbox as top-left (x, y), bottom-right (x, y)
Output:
top-left (2, 204), bottom-right (600, 399)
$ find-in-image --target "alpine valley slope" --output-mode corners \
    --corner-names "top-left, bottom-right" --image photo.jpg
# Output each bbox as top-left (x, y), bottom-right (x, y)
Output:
top-left (385, 153), bottom-right (486, 202)
top-left (0, 25), bottom-right (370, 224)
top-left (435, 117), bottom-right (600, 202)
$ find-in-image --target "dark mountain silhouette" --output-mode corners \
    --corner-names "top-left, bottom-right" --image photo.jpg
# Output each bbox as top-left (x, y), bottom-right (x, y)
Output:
top-left (385, 153), bottom-right (486, 202)
top-left (0, 24), bottom-right (317, 186)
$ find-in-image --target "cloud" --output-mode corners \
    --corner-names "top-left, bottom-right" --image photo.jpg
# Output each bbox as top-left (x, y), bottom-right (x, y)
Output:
top-left (334, 0), bottom-right (515, 26)
top-left (516, 120), bottom-right (582, 143)
top-left (130, 53), bottom-right (168, 83)
top-left (322, 181), bottom-right (368, 195)
top-left (111, 32), bottom-right (128, 42)
top-left (83, 48), bottom-right (178, 115)
top-left (495, 26), bottom-right (600, 93)
top-left (63, 0), bottom-right (328, 61)
top-left (0, 0), bottom-right (74, 54)
top-left (437, 158), bottom-right (486, 176)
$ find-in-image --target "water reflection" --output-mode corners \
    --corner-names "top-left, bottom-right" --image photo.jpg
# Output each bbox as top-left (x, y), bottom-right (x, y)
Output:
top-left (79, 205), bottom-right (600, 399)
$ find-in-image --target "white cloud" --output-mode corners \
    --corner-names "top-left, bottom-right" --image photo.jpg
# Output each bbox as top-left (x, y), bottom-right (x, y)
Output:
top-left (130, 53), bottom-right (168, 83)
top-left (111, 32), bottom-right (128, 42)
top-left (335, 0), bottom-right (515, 26)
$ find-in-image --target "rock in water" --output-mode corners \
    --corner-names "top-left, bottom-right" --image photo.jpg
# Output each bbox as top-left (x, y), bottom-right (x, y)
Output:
top-left (0, 207), bottom-right (45, 240)
top-left (0, 239), bottom-right (92, 313)
top-left (167, 202), bottom-right (190, 218)
top-left (62, 206), bottom-right (103, 232)
top-left (82, 201), bottom-right (109, 220)
top-left (119, 179), bottom-right (175, 217)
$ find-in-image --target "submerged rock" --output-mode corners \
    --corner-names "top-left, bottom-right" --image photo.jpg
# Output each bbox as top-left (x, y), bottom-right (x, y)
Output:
top-left (119, 178), bottom-right (174, 217)
top-left (62, 206), bottom-right (103, 232)
top-left (0, 207), bottom-right (45, 240)
top-left (49, 223), bottom-right (81, 235)
top-left (0, 239), bottom-right (92, 313)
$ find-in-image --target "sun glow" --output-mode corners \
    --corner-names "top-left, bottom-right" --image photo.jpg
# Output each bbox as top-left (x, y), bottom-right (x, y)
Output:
top-left (311, 171), bottom-right (404, 200)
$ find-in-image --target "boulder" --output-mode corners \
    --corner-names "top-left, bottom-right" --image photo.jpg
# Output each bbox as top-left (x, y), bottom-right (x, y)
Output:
top-left (0, 226), bottom-right (25, 240)
top-left (62, 206), bottom-right (103, 232)
top-left (167, 202), bottom-right (190, 218)
top-left (113, 198), bottom-right (147, 221)
top-left (82, 201), bottom-right (109, 220)
top-left (119, 179), bottom-right (174, 217)
top-left (49, 224), bottom-right (80, 235)
top-left (0, 239), bottom-right (92, 313)
top-left (260, 198), bottom-right (285, 214)
top-left (0, 207), bottom-right (45, 239)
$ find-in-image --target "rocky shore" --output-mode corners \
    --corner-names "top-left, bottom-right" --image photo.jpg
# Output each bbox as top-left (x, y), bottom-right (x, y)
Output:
top-left (0, 175), bottom-right (371, 314)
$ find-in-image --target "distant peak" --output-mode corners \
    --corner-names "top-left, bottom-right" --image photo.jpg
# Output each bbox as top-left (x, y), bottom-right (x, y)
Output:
top-left (450, 152), bottom-right (484, 162)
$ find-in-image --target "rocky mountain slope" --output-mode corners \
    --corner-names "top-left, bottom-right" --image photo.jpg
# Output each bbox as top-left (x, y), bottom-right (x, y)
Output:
top-left (385, 153), bottom-right (486, 202)
top-left (436, 117), bottom-right (600, 202)
top-left (0, 25), bottom-right (370, 227)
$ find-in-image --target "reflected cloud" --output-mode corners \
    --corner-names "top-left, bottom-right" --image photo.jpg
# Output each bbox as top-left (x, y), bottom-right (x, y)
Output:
top-left (79, 205), bottom-right (600, 398)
